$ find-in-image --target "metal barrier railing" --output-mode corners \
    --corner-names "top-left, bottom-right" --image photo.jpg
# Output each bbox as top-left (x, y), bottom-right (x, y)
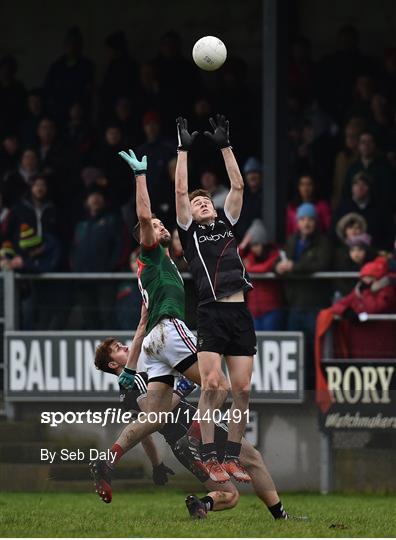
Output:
top-left (13, 271), bottom-right (361, 280)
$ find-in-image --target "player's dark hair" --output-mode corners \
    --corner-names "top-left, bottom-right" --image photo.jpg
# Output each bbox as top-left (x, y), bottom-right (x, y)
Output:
top-left (95, 337), bottom-right (117, 375)
top-left (188, 189), bottom-right (214, 203)
top-left (132, 214), bottom-right (157, 243)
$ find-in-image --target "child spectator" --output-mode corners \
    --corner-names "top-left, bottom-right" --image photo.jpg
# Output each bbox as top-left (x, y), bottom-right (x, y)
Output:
top-left (240, 219), bottom-right (284, 330)
top-left (332, 257), bottom-right (396, 318)
top-left (333, 232), bottom-right (376, 296)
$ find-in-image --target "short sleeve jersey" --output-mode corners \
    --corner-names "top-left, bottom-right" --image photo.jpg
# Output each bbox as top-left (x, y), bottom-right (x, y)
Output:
top-left (137, 243), bottom-right (185, 334)
top-left (177, 214), bottom-right (252, 305)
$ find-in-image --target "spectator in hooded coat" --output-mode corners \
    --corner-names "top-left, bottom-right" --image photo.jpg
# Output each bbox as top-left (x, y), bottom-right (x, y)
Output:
top-left (240, 219), bottom-right (284, 330)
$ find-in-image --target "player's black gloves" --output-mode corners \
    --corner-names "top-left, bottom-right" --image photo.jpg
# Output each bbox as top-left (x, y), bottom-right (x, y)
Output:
top-left (152, 462), bottom-right (175, 485)
top-left (176, 117), bottom-right (198, 151)
top-left (204, 113), bottom-right (231, 149)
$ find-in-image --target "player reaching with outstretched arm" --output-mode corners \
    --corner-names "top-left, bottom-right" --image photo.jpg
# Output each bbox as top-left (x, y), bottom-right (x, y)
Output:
top-left (175, 115), bottom-right (256, 484)
top-left (90, 149), bottom-right (202, 503)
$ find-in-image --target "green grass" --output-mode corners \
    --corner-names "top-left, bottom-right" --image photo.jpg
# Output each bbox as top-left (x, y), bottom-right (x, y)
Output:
top-left (1, 490), bottom-right (395, 537)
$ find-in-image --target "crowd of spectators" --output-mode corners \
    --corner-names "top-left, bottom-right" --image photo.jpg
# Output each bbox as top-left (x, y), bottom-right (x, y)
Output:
top-left (1, 24), bottom-right (396, 334)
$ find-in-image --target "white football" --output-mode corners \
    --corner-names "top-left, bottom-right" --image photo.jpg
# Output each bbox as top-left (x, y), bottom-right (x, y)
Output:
top-left (192, 36), bottom-right (227, 71)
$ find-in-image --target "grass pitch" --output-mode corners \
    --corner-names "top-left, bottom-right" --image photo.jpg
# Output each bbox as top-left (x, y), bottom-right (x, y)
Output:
top-left (1, 490), bottom-right (395, 537)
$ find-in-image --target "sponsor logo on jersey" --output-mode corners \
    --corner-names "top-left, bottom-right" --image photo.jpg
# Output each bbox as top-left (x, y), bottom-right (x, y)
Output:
top-left (198, 230), bottom-right (234, 243)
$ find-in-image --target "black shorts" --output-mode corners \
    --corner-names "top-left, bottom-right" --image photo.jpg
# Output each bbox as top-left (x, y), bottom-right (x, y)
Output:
top-left (197, 302), bottom-right (256, 356)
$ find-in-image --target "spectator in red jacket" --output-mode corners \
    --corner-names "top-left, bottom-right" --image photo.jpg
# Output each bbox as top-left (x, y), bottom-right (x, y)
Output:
top-left (332, 257), bottom-right (396, 318)
top-left (286, 173), bottom-right (331, 237)
top-left (240, 219), bottom-right (284, 330)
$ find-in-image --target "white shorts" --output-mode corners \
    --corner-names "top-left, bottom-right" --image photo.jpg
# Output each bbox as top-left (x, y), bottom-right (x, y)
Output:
top-left (140, 318), bottom-right (197, 381)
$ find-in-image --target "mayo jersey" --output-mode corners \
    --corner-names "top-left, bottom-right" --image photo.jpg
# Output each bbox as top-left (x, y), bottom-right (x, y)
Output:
top-left (137, 243), bottom-right (185, 334)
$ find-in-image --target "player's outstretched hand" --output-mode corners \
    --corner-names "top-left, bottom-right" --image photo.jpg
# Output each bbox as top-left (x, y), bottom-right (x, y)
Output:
top-left (118, 149), bottom-right (147, 176)
top-left (152, 462), bottom-right (175, 485)
top-left (118, 367), bottom-right (136, 390)
top-left (176, 117), bottom-right (199, 151)
top-left (204, 113), bottom-right (231, 149)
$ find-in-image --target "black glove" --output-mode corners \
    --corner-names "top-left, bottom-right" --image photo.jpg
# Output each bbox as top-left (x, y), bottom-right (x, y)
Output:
top-left (343, 307), bottom-right (359, 322)
top-left (152, 462), bottom-right (175, 485)
top-left (204, 113), bottom-right (231, 149)
top-left (176, 117), bottom-right (198, 151)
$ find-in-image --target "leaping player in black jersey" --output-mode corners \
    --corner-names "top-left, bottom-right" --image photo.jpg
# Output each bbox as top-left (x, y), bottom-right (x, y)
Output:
top-left (175, 115), bottom-right (256, 484)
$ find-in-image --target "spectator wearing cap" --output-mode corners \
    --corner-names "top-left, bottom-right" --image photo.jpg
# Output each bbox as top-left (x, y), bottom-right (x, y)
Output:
top-left (274, 202), bottom-right (332, 380)
top-left (235, 156), bottom-right (263, 239)
top-left (342, 131), bottom-right (396, 213)
top-left (135, 111), bottom-right (175, 222)
top-left (334, 171), bottom-right (393, 249)
top-left (240, 219), bottom-right (284, 330)
top-left (287, 173), bottom-right (331, 237)
top-left (69, 189), bottom-right (124, 329)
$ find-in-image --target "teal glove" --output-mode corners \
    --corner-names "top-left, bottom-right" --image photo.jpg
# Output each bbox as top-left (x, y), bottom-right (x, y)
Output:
top-left (118, 149), bottom-right (147, 176)
top-left (118, 367), bottom-right (136, 390)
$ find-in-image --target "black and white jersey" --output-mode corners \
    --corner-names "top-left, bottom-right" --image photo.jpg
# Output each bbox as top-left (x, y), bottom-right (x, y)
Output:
top-left (119, 372), bottom-right (194, 446)
top-left (177, 212), bottom-right (253, 305)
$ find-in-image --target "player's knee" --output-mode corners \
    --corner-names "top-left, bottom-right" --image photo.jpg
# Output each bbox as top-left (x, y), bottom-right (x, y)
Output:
top-left (202, 374), bottom-right (229, 393)
top-left (231, 380), bottom-right (251, 400)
